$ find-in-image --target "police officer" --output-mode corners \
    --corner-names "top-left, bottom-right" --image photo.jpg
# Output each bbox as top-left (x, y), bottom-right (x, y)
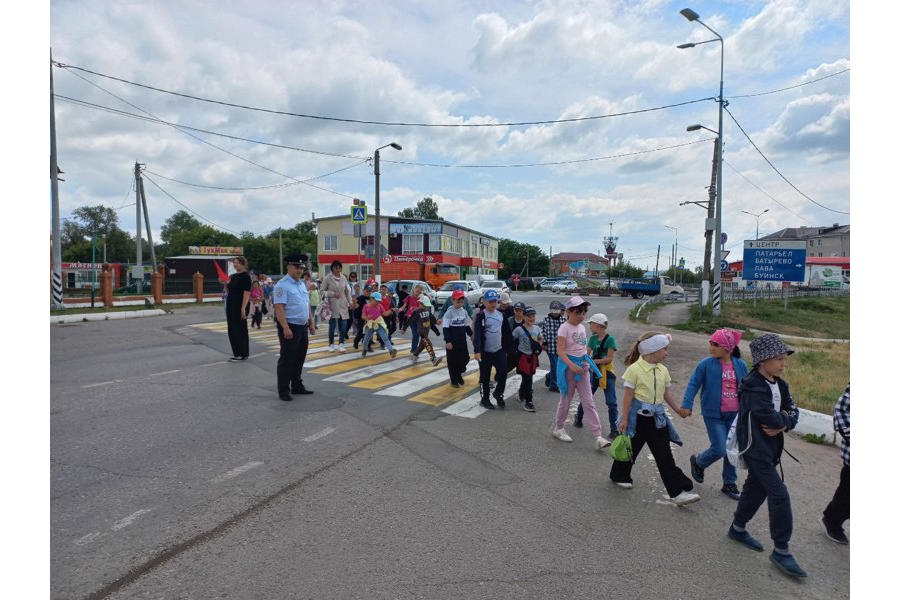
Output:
top-left (273, 253), bottom-right (316, 401)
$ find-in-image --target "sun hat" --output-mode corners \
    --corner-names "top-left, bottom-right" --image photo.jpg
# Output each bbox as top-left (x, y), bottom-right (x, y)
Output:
top-left (370, 291), bottom-right (382, 301)
top-left (499, 292), bottom-right (511, 304)
top-left (483, 289), bottom-right (500, 302)
top-left (587, 313), bottom-right (609, 326)
top-left (749, 333), bottom-right (794, 366)
top-left (451, 289), bottom-right (465, 300)
top-left (564, 295), bottom-right (590, 310)
top-left (523, 306), bottom-right (537, 315)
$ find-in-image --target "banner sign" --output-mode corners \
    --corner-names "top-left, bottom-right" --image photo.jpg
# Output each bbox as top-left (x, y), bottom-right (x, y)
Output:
top-left (389, 223), bottom-right (442, 235)
top-left (382, 254), bottom-right (436, 264)
top-left (189, 246), bottom-right (244, 255)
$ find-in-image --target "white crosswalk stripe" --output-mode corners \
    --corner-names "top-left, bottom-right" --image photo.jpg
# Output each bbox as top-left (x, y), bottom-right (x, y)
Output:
top-left (440, 369), bottom-right (548, 418)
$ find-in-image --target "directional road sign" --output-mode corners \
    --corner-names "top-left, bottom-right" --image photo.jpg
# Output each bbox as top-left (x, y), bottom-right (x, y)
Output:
top-left (742, 240), bottom-right (806, 282)
top-left (720, 260), bottom-right (729, 272)
top-left (350, 205), bottom-right (368, 224)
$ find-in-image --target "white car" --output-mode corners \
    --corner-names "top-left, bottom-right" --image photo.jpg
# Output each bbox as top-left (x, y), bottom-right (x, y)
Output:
top-left (435, 280), bottom-right (482, 308)
top-left (552, 280), bottom-right (579, 293)
top-left (479, 280), bottom-right (510, 296)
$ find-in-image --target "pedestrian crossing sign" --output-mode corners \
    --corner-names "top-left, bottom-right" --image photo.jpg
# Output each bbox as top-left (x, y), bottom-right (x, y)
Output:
top-left (351, 205), bottom-right (368, 224)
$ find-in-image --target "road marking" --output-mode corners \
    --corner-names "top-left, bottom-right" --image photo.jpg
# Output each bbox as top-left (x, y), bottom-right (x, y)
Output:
top-left (74, 531), bottom-right (104, 546)
top-left (82, 380), bottom-right (120, 389)
top-left (409, 369), bottom-right (482, 406)
top-left (111, 509), bottom-right (152, 531)
top-left (147, 370), bottom-right (180, 377)
top-left (438, 369), bottom-right (548, 415)
top-left (323, 355), bottom-right (423, 382)
top-left (303, 426), bottom-right (335, 442)
top-left (210, 461), bottom-right (265, 483)
top-left (376, 359), bottom-right (477, 397)
top-left (306, 343), bottom-right (413, 371)
top-left (349, 360), bottom-right (447, 390)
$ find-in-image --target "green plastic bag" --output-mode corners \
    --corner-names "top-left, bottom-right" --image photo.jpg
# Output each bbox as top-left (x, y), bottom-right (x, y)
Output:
top-left (610, 433), bottom-right (633, 463)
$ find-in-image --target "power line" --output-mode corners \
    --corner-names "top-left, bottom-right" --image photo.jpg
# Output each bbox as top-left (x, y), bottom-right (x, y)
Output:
top-left (141, 174), bottom-right (242, 236)
top-left (144, 159), bottom-right (368, 192)
top-left (724, 106), bottom-right (849, 215)
top-left (55, 61), bottom-right (715, 128)
top-left (723, 160), bottom-right (811, 223)
top-left (730, 68), bottom-right (849, 99)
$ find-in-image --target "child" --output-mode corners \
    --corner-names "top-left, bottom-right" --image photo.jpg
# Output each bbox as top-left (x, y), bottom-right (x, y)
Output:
top-left (249, 280), bottom-right (264, 329)
top-left (507, 302), bottom-right (526, 374)
top-left (575, 313), bottom-right (618, 431)
top-left (308, 281), bottom-right (320, 327)
top-left (551, 296), bottom-right (612, 450)
top-left (379, 283), bottom-right (397, 340)
top-left (400, 285), bottom-right (424, 354)
top-left (822, 384), bottom-right (849, 545)
top-left (472, 288), bottom-right (514, 409)
top-left (540, 300), bottom-right (566, 393)
top-left (681, 328), bottom-right (749, 500)
top-left (360, 292), bottom-right (397, 358)
top-left (409, 296), bottom-right (442, 367)
top-left (442, 289), bottom-right (472, 387)
top-left (609, 332), bottom-right (699, 506)
top-left (727, 333), bottom-right (806, 579)
top-left (511, 306), bottom-right (543, 412)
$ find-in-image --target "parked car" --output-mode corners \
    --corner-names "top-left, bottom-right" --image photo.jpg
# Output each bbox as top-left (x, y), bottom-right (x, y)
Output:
top-left (384, 279), bottom-right (437, 306)
top-left (479, 279), bottom-right (510, 296)
top-left (552, 280), bottom-right (579, 294)
top-left (539, 276), bottom-right (566, 290)
top-left (434, 279), bottom-right (482, 309)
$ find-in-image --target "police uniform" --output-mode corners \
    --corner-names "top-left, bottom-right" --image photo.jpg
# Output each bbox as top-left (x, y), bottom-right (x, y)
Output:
top-left (274, 254), bottom-right (315, 400)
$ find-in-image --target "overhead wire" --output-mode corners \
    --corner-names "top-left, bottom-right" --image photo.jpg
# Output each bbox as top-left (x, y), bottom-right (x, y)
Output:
top-left (729, 68), bottom-right (849, 99)
top-left (141, 173), bottom-right (242, 236)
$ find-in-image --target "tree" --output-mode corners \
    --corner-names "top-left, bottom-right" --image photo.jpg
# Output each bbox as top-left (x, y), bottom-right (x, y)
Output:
top-left (71, 205), bottom-right (119, 236)
top-left (497, 239), bottom-right (550, 279)
top-left (160, 210), bottom-right (202, 244)
top-left (398, 197), bottom-right (442, 220)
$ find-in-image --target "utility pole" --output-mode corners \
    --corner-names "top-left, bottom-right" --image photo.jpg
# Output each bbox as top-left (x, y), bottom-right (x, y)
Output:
top-left (50, 50), bottom-right (65, 310)
top-left (138, 175), bottom-right (156, 267)
top-left (702, 138), bottom-right (718, 283)
top-left (134, 162), bottom-right (143, 292)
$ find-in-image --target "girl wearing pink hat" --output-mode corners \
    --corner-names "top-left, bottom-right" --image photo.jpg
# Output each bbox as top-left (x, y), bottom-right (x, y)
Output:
top-left (681, 328), bottom-right (749, 500)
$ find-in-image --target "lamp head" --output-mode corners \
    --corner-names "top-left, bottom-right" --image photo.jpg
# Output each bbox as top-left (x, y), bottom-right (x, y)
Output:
top-left (686, 124), bottom-right (702, 132)
top-left (389, 143), bottom-right (402, 151)
top-left (677, 43), bottom-right (696, 49)
top-left (680, 8), bottom-right (700, 21)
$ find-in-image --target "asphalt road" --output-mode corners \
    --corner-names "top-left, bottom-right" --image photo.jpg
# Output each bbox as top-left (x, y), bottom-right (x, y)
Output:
top-left (50, 292), bottom-right (849, 599)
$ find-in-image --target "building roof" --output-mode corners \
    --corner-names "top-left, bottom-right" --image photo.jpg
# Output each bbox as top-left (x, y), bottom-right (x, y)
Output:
top-left (552, 252), bottom-right (601, 261)
top-left (314, 214), bottom-right (498, 241)
top-left (761, 224), bottom-right (849, 240)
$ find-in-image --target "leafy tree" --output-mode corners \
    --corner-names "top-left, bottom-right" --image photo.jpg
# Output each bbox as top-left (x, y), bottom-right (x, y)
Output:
top-left (398, 197), bottom-right (442, 220)
top-left (498, 239), bottom-right (550, 279)
top-left (160, 210), bottom-right (202, 243)
top-left (71, 205), bottom-right (119, 236)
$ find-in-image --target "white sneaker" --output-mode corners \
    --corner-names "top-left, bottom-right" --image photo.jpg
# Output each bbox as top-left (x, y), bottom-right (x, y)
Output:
top-left (338, 344), bottom-right (346, 353)
top-left (551, 428), bottom-right (573, 442)
top-left (595, 435), bottom-right (612, 450)
top-left (613, 481), bottom-right (633, 489)
top-left (327, 344), bottom-right (335, 352)
top-left (671, 491), bottom-right (701, 506)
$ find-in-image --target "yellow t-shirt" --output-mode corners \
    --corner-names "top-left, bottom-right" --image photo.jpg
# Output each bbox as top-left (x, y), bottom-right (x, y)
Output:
top-left (621, 357), bottom-right (671, 404)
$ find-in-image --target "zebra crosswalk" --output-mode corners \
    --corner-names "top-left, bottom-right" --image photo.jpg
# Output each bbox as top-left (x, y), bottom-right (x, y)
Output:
top-left (190, 321), bottom-right (547, 418)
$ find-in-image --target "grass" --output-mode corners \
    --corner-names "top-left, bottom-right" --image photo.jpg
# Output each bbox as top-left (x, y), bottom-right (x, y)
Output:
top-left (666, 295), bottom-right (850, 415)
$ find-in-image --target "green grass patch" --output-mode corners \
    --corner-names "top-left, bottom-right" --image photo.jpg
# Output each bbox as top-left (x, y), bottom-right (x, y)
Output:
top-left (629, 300), bottom-right (665, 323)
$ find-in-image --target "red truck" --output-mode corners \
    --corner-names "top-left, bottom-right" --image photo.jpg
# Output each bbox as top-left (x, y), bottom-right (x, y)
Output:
top-left (380, 258), bottom-right (459, 289)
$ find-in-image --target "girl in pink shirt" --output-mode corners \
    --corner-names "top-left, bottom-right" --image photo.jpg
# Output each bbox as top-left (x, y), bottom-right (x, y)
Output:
top-left (550, 296), bottom-right (612, 450)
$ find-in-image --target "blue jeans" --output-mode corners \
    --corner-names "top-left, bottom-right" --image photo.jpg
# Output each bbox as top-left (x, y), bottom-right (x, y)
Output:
top-left (328, 317), bottom-right (348, 345)
top-left (410, 324), bottom-right (420, 354)
top-left (697, 411), bottom-right (738, 485)
top-left (544, 352), bottom-right (559, 389)
top-left (362, 326), bottom-right (393, 351)
top-left (582, 372), bottom-right (618, 428)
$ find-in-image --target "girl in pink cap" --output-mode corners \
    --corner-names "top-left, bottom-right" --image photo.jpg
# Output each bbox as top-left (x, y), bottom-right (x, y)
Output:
top-left (681, 328), bottom-right (749, 500)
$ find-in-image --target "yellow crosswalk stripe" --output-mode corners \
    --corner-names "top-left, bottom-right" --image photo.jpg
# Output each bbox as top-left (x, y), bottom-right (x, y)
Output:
top-left (408, 371), bottom-right (482, 406)
top-left (349, 362), bottom-right (444, 389)
top-left (308, 345), bottom-right (412, 374)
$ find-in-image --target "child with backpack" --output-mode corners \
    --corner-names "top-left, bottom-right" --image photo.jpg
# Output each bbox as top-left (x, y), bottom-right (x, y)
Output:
top-left (726, 333), bottom-right (806, 579)
top-left (409, 296), bottom-right (442, 367)
top-left (511, 306), bottom-right (543, 412)
top-left (574, 313), bottom-right (617, 432)
top-left (609, 331), bottom-right (699, 506)
top-left (540, 300), bottom-right (566, 393)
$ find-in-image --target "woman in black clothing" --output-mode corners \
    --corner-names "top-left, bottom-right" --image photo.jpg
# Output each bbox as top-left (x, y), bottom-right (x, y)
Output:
top-left (225, 256), bottom-right (252, 361)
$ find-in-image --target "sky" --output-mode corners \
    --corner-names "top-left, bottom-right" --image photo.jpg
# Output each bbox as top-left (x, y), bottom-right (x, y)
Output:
top-left (49, 0), bottom-right (850, 268)
top-left (45, 0), bottom-right (850, 272)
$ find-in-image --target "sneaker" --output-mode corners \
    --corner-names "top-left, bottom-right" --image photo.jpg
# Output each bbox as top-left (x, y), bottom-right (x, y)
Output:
top-left (361, 349), bottom-right (368, 358)
top-left (409, 354), bottom-right (418, 363)
top-left (573, 416), bottom-right (583, 429)
top-left (389, 348), bottom-right (398, 358)
top-left (689, 454), bottom-right (704, 483)
top-left (494, 396), bottom-right (505, 409)
top-left (480, 398), bottom-right (496, 410)
top-left (612, 480), bottom-right (633, 489)
top-left (548, 386), bottom-right (560, 393)
top-left (595, 435), bottom-right (612, 450)
top-left (432, 356), bottom-right (443, 367)
top-left (523, 400), bottom-right (535, 412)
top-left (450, 381), bottom-right (461, 388)
top-left (338, 344), bottom-right (346, 353)
top-left (327, 344), bottom-right (335, 352)
top-left (728, 525), bottom-right (764, 552)
top-left (551, 428), bottom-right (573, 442)
top-left (721, 483), bottom-right (741, 500)
top-left (670, 491), bottom-right (701, 506)
top-left (821, 516), bottom-right (849, 545)
top-left (769, 552), bottom-right (808, 578)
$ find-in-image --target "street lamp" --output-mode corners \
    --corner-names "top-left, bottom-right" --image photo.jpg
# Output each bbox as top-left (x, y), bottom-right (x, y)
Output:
top-left (686, 123), bottom-right (719, 285)
top-left (679, 6), bottom-right (725, 316)
top-left (742, 208), bottom-right (769, 240)
top-left (665, 225), bottom-right (678, 284)
top-left (373, 142), bottom-right (402, 283)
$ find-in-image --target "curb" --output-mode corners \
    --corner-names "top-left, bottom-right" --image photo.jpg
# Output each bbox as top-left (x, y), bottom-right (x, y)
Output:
top-left (791, 408), bottom-right (838, 446)
top-left (50, 309), bottom-right (168, 324)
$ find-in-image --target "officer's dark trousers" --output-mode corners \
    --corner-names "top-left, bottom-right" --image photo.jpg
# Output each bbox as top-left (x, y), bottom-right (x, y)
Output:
top-left (277, 322), bottom-right (309, 396)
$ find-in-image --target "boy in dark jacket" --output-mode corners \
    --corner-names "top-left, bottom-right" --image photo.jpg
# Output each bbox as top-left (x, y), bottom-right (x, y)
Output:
top-left (727, 334), bottom-right (805, 579)
top-left (472, 288), bottom-right (514, 410)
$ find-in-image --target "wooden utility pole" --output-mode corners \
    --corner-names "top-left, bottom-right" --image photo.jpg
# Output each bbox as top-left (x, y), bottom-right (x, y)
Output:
top-left (702, 138), bottom-right (719, 282)
top-left (138, 175), bottom-right (156, 267)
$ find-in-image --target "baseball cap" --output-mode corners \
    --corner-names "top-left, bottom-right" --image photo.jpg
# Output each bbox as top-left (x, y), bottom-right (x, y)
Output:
top-left (371, 291), bottom-right (382, 301)
top-left (564, 295), bottom-right (590, 310)
top-left (421, 296), bottom-right (433, 307)
top-left (451, 289), bottom-right (465, 300)
top-left (499, 292), bottom-right (511, 304)
top-left (588, 313), bottom-right (608, 326)
top-left (523, 306), bottom-right (537, 316)
top-left (483, 289), bottom-right (499, 302)
top-left (513, 302), bottom-right (526, 311)
top-left (549, 300), bottom-right (565, 312)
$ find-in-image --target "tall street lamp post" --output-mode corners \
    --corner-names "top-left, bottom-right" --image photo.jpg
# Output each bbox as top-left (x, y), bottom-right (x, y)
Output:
top-left (742, 209), bottom-right (769, 240)
top-left (373, 142), bottom-right (402, 283)
top-left (679, 7), bottom-right (725, 316)
top-left (665, 225), bottom-right (678, 284)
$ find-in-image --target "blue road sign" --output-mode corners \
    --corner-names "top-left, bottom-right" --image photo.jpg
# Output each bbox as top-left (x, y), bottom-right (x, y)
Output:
top-left (720, 259), bottom-right (728, 272)
top-left (742, 240), bottom-right (806, 282)
top-left (351, 205), bottom-right (368, 224)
